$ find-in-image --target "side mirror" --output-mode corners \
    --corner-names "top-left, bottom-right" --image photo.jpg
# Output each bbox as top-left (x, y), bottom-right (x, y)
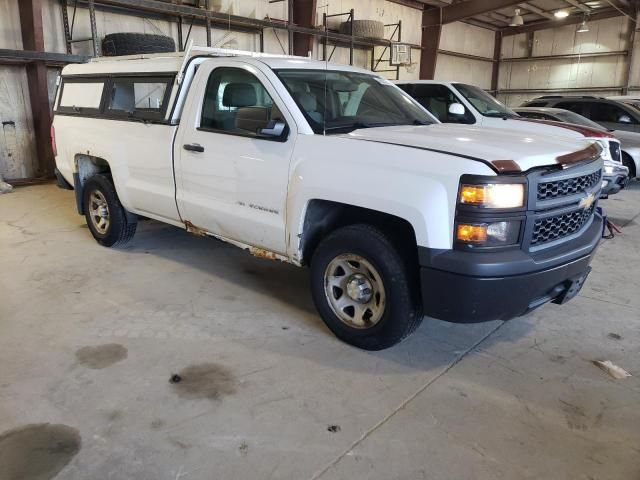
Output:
top-left (448, 103), bottom-right (465, 116)
top-left (260, 120), bottom-right (286, 137)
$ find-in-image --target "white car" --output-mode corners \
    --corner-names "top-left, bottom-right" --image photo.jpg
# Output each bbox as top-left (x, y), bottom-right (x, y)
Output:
top-left (514, 105), bottom-right (640, 180)
top-left (52, 46), bottom-right (604, 349)
top-left (395, 81), bottom-right (622, 164)
top-left (509, 108), bottom-right (628, 197)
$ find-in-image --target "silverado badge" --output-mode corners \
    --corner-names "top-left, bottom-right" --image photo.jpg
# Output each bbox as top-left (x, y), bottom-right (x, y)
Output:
top-left (579, 192), bottom-right (595, 210)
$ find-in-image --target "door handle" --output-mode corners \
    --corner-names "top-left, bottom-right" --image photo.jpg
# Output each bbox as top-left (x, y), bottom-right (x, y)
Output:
top-left (183, 143), bottom-right (205, 153)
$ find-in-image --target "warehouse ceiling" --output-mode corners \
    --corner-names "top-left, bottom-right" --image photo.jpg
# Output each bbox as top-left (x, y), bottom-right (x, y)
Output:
top-left (416, 0), bottom-right (635, 30)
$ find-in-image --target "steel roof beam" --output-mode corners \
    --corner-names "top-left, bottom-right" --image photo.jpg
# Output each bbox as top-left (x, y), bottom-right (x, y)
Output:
top-left (423, 0), bottom-right (524, 26)
top-left (563, 0), bottom-right (591, 13)
top-left (518, 3), bottom-right (555, 20)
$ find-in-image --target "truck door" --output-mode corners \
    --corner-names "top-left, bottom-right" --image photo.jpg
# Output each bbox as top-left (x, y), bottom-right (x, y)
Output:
top-left (175, 61), bottom-right (297, 255)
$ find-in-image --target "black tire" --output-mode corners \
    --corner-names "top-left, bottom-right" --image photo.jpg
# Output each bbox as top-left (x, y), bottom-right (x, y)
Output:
top-left (622, 151), bottom-right (637, 179)
top-left (310, 224), bottom-right (423, 350)
top-left (339, 20), bottom-right (385, 39)
top-left (102, 33), bottom-right (175, 56)
top-left (83, 174), bottom-right (137, 247)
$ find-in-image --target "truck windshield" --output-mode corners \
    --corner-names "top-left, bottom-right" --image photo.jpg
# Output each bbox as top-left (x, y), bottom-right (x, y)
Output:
top-left (454, 83), bottom-right (516, 118)
top-left (275, 69), bottom-right (434, 134)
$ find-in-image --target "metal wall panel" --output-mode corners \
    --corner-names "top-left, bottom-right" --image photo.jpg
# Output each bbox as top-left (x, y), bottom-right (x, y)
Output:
top-left (0, 66), bottom-right (38, 179)
top-left (440, 22), bottom-right (495, 58)
top-left (501, 33), bottom-right (528, 59)
top-left (0, 0), bottom-right (22, 50)
top-left (499, 16), bottom-right (633, 106)
top-left (500, 56), bottom-right (627, 91)
top-left (435, 54), bottom-right (493, 89)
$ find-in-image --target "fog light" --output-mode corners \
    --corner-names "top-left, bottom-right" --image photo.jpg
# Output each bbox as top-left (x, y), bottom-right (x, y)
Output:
top-left (456, 221), bottom-right (521, 246)
top-left (456, 224), bottom-right (487, 243)
top-left (602, 180), bottom-right (609, 188)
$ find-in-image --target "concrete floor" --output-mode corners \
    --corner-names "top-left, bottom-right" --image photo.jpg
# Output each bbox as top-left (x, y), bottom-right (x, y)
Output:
top-left (1, 182), bottom-right (639, 480)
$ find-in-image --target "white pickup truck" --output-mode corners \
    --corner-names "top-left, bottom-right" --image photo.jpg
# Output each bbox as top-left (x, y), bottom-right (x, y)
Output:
top-left (53, 47), bottom-right (604, 350)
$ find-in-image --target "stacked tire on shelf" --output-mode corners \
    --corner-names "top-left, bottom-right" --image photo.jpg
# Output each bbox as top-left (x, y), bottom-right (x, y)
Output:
top-left (102, 33), bottom-right (176, 56)
top-left (339, 20), bottom-right (385, 39)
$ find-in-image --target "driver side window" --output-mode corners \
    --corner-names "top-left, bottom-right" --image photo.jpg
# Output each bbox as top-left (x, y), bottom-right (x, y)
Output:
top-left (406, 84), bottom-right (475, 124)
top-left (200, 67), bottom-right (286, 138)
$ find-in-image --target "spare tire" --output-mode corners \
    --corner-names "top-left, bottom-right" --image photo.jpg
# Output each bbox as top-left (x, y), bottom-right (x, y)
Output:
top-left (339, 20), bottom-right (385, 39)
top-left (102, 33), bottom-right (176, 56)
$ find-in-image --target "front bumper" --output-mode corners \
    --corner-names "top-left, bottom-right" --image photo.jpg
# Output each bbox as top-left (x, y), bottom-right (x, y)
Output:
top-left (601, 164), bottom-right (629, 197)
top-left (419, 213), bottom-right (603, 323)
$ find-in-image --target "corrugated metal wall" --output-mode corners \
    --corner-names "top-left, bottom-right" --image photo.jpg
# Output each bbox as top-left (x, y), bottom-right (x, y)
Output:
top-left (498, 16), bottom-right (633, 106)
top-left (0, 1), bottom-right (39, 179)
top-left (436, 22), bottom-right (495, 89)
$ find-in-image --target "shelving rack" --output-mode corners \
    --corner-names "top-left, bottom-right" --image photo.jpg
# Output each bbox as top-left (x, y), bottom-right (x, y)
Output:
top-left (57, 0), bottom-right (418, 78)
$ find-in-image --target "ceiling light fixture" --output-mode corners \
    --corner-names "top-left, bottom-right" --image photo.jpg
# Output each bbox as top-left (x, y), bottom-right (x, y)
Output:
top-left (577, 18), bottom-right (589, 32)
top-left (554, 10), bottom-right (570, 19)
top-left (509, 8), bottom-right (524, 27)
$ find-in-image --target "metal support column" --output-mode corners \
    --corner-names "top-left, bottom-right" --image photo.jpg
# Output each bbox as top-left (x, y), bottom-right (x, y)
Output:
top-left (288, 0), bottom-right (294, 55)
top-left (349, 9), bottom-right (354, 66)
top-left (88, 0), bottom-right (99, 56)
top-left (420, 23), bottom-right (441, 78)
top-left (204, 0), bottom-right (211, 47)
top-left (322, 12), bottom-right (327, 61)
top-left (491, 30), bottom-right (502, 93)
top-left (623, 8), bottom-right (638, 95)
top-left (18, 0), bottom-right (55, 177)
top-left (292, 0), bottom-right (317, 57)
top-left (61, 0), bottom-right (73, 54)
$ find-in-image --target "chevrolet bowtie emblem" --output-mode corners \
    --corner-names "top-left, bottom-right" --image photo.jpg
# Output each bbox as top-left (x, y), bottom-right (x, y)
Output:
top-left (579, 192), bottom-right (595, 210)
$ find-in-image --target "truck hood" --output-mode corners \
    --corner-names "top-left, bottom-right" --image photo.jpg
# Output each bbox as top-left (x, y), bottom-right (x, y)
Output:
top-left (346, 124), bottom-right (596, 173)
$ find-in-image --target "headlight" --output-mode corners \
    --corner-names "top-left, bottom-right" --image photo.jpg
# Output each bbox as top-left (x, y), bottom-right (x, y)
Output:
top-left (456, 221), bottom-right (521, 246)
top-left (459, 183), bottom-right (525, 209)
top-left (597, 140), bottom-right (612, 160)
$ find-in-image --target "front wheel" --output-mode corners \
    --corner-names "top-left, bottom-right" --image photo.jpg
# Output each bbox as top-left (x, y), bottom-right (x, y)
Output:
top-left (83, 174), bottom-right (137, 247)
top-left (310, 224), bottom-right (423, 350)
top-left (622, 152), bottom-right (636, 179)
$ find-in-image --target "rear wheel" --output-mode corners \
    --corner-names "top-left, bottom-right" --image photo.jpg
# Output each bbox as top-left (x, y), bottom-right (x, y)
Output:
top-left (310, 224), bottom-right (423, 350)
top-left (83, 174), bottom-right (137, 247)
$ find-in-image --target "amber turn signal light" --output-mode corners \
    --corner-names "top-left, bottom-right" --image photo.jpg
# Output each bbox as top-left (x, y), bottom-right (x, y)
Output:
top-left (456, 224), bottom-right (488, 243)
top-left (459, 185), bottom-right (486, 205)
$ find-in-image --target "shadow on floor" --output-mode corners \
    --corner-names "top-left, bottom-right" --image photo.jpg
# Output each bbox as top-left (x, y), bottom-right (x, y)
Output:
top-left (109, 219), bottom-right (535, 372)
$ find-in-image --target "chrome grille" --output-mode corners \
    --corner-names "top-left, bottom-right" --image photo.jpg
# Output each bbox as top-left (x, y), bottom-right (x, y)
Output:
top-left (537, 170), bottom-right (602, 201)
top-left (531, 205), bottom-right (595, 246)
top-left (609, 142), bottom-right (621, 163)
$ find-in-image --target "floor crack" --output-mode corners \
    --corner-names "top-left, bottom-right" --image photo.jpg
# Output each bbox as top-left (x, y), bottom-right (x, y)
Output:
top-left (308, 321), bottom-right (506, 480)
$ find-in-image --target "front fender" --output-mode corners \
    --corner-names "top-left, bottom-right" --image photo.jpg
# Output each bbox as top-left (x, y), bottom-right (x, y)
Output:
top-left (285, 135), bottom-right (496, 259)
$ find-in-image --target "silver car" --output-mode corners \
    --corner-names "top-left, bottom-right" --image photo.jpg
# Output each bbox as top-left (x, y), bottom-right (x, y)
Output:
top-left (514, 106), bottom-right (639, 181)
